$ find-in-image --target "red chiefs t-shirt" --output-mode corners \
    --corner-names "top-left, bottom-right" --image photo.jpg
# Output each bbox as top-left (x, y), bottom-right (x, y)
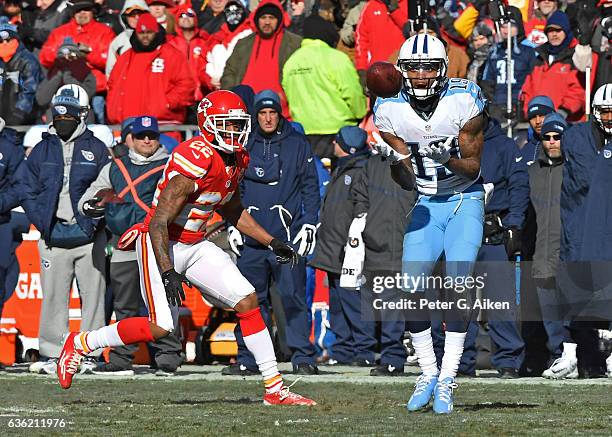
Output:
top-left (144, 136), bottom-right (249, 244)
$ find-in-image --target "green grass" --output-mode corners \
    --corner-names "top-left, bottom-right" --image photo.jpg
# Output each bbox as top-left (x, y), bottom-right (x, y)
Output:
top-left (0, 377), bottom-right (610, 436)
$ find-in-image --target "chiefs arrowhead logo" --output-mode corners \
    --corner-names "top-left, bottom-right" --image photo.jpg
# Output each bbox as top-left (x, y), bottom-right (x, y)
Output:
top-left (198, 98), bottom-right (212, 114)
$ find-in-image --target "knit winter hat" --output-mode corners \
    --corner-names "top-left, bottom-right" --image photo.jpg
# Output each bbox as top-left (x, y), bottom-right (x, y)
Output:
top-left (303, 14), bottom-right (339, 48)
top-left (255, 3), bottom-right (283, 26)
top-left (135, 12), bottom-right (160, 33)
top-left (0, 17), bottom-right (18, 41)
top-left (528, 95), bottom-right (555, 119)
top-left (335, 126), bottom-right (368, 155)
top-left (57, 37), bottom-right (81, 58)
top-left (541, 112), bottom-right (568, 136)
top-left (254, 89), bottom-right (282, 114)
top-left (545, 10), bottom-right (572, 35)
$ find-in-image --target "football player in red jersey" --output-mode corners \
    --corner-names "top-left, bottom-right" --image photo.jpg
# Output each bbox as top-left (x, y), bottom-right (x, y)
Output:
top-left (57, 90), bottom-right (316, 406)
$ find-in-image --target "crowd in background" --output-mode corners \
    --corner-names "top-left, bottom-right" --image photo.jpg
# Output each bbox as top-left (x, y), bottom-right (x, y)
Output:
top-left (0, 0), bottom-right (611, 379)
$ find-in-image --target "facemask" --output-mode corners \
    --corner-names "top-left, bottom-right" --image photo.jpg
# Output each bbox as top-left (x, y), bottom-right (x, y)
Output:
top-left (225, 5), bottom-right (244, 30)
top-left (54, 118), bottom-right (80, 141)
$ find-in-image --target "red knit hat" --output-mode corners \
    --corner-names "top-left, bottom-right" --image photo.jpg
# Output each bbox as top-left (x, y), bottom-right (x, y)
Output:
top-left (135, 12), bottom-right (159, 33)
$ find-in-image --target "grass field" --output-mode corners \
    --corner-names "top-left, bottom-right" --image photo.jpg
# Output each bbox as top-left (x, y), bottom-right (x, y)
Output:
top-left (0, 365), bottom-right (610, 436)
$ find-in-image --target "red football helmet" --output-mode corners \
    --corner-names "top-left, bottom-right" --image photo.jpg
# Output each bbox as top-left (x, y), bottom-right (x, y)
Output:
top-left (197, 90), bottom-right (251, 153)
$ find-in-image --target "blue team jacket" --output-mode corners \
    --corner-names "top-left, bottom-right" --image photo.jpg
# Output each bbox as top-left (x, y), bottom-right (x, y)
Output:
top-left (0, 126), bottom-right (24, 224)
top-left (240, 118), bottom-right (320, 246)
top-left (480, 118), bottom-right (529, 228)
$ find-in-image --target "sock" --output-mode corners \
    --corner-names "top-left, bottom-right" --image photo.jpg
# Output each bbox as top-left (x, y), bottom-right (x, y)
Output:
top-left (74, 317), bottom-right (154, 353)
top-left (410, 328), bottom-right (439, 376)
top-left (237, 308), bottom-right (283, 394)
top-left (439, 331), bottom-right (467, 381)
top-left (562, 342), bottom-right (577, 358)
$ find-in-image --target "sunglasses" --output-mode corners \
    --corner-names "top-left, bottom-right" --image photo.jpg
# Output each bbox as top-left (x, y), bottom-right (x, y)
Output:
top-left (133, 131), bottom-right (160, 140)
top-left (543, 134), bottom-right (561, 141)
top-left (179, 12), bottom-right (196, 18)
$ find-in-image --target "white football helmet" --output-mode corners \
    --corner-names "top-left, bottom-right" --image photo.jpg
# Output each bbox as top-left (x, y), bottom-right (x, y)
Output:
top-left (397, 34), bottom-right (448, 100)
top-left (52, 84), bottom-right (90, 120)
top-left (593, 83), bottom-right (612, 134)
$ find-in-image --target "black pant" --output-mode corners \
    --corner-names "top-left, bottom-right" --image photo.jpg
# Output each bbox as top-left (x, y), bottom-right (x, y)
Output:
top-left (109, 260), bottom-right (182, 370)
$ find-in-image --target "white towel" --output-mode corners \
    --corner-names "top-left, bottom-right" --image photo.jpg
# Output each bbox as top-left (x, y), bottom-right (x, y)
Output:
top-left (340, 214), bottom-right (367, 289)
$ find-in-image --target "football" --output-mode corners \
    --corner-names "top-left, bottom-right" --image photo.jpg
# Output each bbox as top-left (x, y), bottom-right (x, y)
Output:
top-left (94, 188), bottom-right (123, 206)
top-left (366, 61), bottom-right (403, 98)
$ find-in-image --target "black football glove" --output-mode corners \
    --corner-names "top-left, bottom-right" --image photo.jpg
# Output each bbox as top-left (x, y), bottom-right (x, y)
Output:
top-left (269, 238), bottom-right (299, 267)
top-left (161, 269), bottom-right (191, 307)
top-left (504, 226), bottom-right (522, 261)
top-left (82, 197), bottom-right (105, 218)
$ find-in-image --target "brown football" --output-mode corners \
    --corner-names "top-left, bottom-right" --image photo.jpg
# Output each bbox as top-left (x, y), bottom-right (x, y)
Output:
top-left (366, 62), bottom-right (403, 98)
top-left (95, 188), bottom-right (123, 206)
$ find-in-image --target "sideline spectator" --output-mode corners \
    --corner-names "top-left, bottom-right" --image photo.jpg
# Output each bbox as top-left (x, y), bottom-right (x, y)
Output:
top-left (466, 22), bottom-right (494, 83)
top-left (36, 37), bottom-right (96, 123)
top-left (354, 0), bottom-right (407, 82)
top-left (221, 0), bottom-right (301, 116)
top-left (146, 0), bottom-right (175, 34)
top-left (311, 126), bottom-right (375, 368)
top-left (105, 0), bottom-right (149, 77)
top-left (202, 0), bottom-right (252, 91)
top-left (480, 8), bottom-right (536, 122)
top-left (282, 15), bottom-right (366, 160)
top-left (527, 112), bottom-right (578, 379)
top-left (77, 116), bottom-right (182, 376)
top-left (19, 85), bottom-right (109, 376)
top-left (20, 0), bottom-right (69, 54)
top-left (455, 117), bottom-right (529, 379)
top-left (223, 90), bottom-right (320, 376)
top-left (171, 5), bottom-right (211, 103)
top-left (558, 83), bottom-right (612, 378)
top-left (0, 18), bottom-right (42, 125)
top-left (106, 13), bottom-right (196, 124)
top-left (192, 0), bottom-right (228, 35)
top-left (0, 116), bottom-right (28, 371)
top-left (520, 11), bottom-right (585, 122)
top-left (39, 0), bottom-right (115, 94)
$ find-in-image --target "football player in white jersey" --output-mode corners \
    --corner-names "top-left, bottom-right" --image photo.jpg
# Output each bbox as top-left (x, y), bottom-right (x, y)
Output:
top-left (373, 33), bottom-right (486, 414)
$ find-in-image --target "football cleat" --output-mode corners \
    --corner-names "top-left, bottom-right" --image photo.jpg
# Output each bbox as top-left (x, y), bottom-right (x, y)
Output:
top-left (433, 377), bottom-right (458, 414)
top-left (263, 380), bottom-right (317, 406)
top-left (57, 332), bottom-right (85, 389)
top-left (80, 357), bottom-right (98, 375)
top-left (542, 355), bottom-right (578, 380)
top-left (29, 358), bottom-right (58, 375)
top-left (407, 374), bottom-right (438, 411)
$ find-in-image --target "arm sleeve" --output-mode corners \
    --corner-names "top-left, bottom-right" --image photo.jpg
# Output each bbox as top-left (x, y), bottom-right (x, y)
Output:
top-left (77, 162), bottom-right (112, 215)
top-left (220, 40), bottom-right (243, 89)
top-left (35, 73), bottom-right (63, 107)
top-left (15, 56), bottom-right (43, 114)
top-left (105, 38), bottom-right (119, 77)
top-left (335, 54), bottom-right (368, 120)
top-left (16, 152), bottom-right (44, 231)
top-left (166, 52), bottom-right (197, 110)
top-left (453, 4), bottom-right (480, 41)
top-left (0, 147), bottom-right (25, 214)
top-left (39, 29), bottom-right (60, 69)
top-left (559, 69), bottom-right (586, 116)
top-left (350, 161), bottom-right (370, 217)
top-left (373, 100), bottom-right (395, 134)
top-left (298, 139), bottom-right (321, 226)
top-left (502, 142), bottom-right (530, 228)
top-left (353, 4), bottom-right (371, 71)
top-left (85, 28), bottom-right (115, 71)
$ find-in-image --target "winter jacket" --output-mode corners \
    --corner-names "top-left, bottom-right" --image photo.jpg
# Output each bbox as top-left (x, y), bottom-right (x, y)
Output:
top-left (106, 40), bottom-right (196, 124)
top-left (21, 0), bottom-right (69, 52)
top-left (561, 121), bottom-right (612, 261)
top-left (240, 118), bottom-right (320, 247)
top-left (282, 38), bottom-right (367, 135)
top-left (0, 43), bottom-right (42, 125)
top-left (105, 0), bottom-right (150, 77)
top-left (481, 39), bottom-right (537, 108)
top-left (528, 142), bottom-right (563, 280)
top-left (191, 0), bottom-right (226, 35)
top-left (39, 18), bottom-right (116, 93)
top-left (520, 40), bottom-right (585, 122)
top-left (354, 0), bottom-right (407, 71)
top-left (480, 118), bottom-right (529, 229)
top-left (0, 121), bottom-right (24, 225)
top-left (310, 153), bottom-right (369, 274)
top-left (18, 127), bottom-right (110, 243)
top-left (351, 155), bottom-right (416, 273)
top-left (221, 0), bottom-right (302, 91)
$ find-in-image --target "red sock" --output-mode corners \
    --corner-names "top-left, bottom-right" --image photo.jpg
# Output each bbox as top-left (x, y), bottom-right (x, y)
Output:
top-left (116, 317), bottom-right (155, 344)
top-left (237, 307), bottom-right (267, 335)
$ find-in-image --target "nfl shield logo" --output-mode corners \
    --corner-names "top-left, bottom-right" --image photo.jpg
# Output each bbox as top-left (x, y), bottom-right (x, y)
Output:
top-left (142, 117), bottom-right (152, 127)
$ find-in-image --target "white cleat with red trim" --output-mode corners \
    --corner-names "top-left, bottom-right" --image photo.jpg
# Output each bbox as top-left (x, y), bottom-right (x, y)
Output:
top-left (57, 332), bottom-right (85, 389)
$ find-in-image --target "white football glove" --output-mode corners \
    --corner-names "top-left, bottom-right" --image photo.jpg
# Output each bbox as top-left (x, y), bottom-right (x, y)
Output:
top-left (292, 223), bottom-right (317, 257)
top-left (227, 225), bottom-right (243, 257)
top-left (371, 131), bottom-right (410, 163)
top-left (419, 136), bottom-right (454, 164)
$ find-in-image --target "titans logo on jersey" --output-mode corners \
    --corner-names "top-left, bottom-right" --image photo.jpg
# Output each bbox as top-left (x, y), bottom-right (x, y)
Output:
top-left (374, 78), bottom-right (485, 196)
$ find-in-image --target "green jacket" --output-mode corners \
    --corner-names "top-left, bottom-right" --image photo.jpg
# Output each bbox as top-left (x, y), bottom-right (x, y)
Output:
top-left (221, 31), bottom-right (303, 90)
top-left (282, 39), bottom-right (367, 135)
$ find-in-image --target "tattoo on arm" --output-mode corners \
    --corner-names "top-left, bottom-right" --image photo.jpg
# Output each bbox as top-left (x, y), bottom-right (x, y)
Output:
top-left (380, 131), bottom-right (416, 190)
top-left (218, 187), bottom-right (275, 246)
top-left (149, 174), bottom-right (194, 273)
top-left (448, 113), bottom-right (484, 180)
